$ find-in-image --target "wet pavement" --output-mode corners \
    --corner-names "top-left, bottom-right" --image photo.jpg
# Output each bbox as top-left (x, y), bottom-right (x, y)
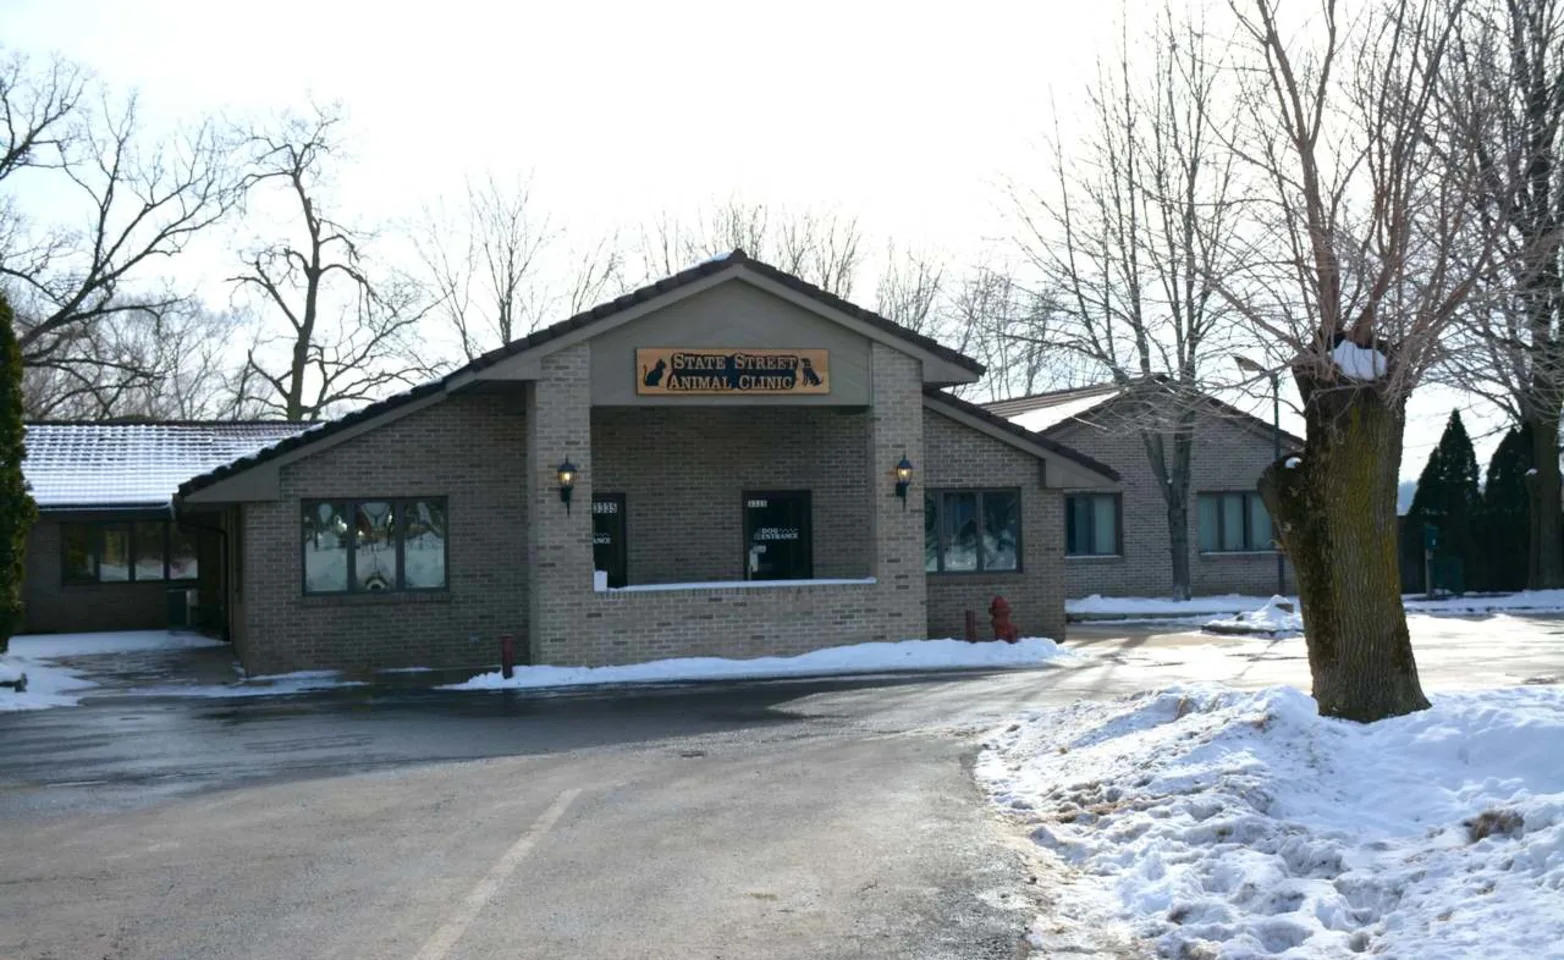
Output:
top-left (0, 617), bottom-right (1560, 959)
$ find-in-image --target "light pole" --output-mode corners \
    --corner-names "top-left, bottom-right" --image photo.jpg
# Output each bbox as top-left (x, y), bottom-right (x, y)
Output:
top-left (1235, 355), bottom-right (1286, 596)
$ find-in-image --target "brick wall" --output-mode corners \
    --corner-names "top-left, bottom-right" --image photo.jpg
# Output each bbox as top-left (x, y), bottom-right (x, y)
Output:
top-left (1051, 404), bottom-right (1294, 599)
top-left (21, 519), bottom-right (168, 634)
top-left (922, 409), bottom-right (1067, 642)
top-left (591, 407), bottom-right (872, 583)
top-left (531, 342), bottom-right (928, 668)
top-left (238, 389), bottom-right (529, 675)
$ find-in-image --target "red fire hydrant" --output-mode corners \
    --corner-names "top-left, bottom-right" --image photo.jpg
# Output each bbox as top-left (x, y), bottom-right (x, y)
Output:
top-left (500, 634), bottom-right (516, 679)
top-left (989, 596), bottom-right (1019, 644)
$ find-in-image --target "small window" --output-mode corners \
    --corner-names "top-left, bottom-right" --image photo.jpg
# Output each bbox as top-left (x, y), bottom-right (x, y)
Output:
top-left (403, 500), bottom-right (448, 590)
top-left (134, 521), bottom-right (167, 581)
top-left (169, 525), bottom-right (199, 581)
top-left (1198, 492), bottom-right (1274, 552)
top-left (303, 502), bottom-right (350, 593)
top-left (301, 498), bottom-right (448, 594)
top-left (99, 525), bottom-right (131, 582)
top-left (926, 489), bottom-right (1023, 573)
top-left (63, 524), bottom-right (96, 582)
top-left (1065, 494), bottom-right (1120, 557)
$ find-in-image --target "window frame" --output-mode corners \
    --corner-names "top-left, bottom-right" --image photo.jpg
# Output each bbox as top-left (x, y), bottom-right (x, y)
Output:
top-left (1196, 491), bottom-right (1275, 553)
top-left (1064, 492), bottom-right (1123, 558)
top-left (741, 489), bottom-right (814, 581)
top-left (924, 487), bottom-right (1024, 574)
top-left (300, 497), bottom-right (450, 596)
top-left (60, 520), bottom-right (197, 585)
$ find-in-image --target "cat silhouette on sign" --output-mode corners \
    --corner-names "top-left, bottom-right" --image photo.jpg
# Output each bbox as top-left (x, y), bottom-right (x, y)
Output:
top-left (643, 358), bottom-right (667, 387)
top-left (800, 357), bottom-right (822, 387)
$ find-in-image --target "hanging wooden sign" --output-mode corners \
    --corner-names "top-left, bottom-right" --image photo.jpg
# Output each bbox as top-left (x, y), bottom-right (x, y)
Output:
top-left (636, 348), bottom-right (830, 396)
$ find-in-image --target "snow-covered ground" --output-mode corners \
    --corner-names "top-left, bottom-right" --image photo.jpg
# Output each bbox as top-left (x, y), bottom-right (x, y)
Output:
top-left (1068, 594), bottom-right (1280, 619)
top-left (979, 685), bottom-right (1564, 959)
top-left (0, 631), bottom-right (345, 709)
top-left (132, 670), bottom-right (366, 698)
top-left (0, 652), bottom-right (98, 711)
top-left (1072, 589), bottom-right (1564, 624)
top-left (447, 637), bottom-right (1074, 691)
top-left (7, 630), bottom-right (226, 657)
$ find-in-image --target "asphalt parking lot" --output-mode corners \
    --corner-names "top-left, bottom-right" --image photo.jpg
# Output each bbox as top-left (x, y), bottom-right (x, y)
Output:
top-left (1, 616), bottom-right (1559, 959)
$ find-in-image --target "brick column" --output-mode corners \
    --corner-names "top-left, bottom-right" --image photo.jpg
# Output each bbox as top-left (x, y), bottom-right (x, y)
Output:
top-left (867, 342), bottom-right (926, 639)
top-left (526, 343), bottom-right (595, 664)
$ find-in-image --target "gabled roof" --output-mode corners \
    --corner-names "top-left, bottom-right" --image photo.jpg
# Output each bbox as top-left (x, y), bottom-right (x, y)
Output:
top-left (984, 379), bottom-right (1305, 449)
top-left (24, 421), bottom-right (310, 511)
top-left (456, 249), bottom-right (985, 382)
top-left (984, 383), bottom-right (1125, 433)
top-left (923, 389), bottom-right (1121, 482)
top-left (180, 250), bottom-right (988, 499)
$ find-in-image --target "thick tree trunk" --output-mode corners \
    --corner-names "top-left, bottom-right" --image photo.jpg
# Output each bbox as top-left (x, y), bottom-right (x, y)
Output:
top-left (1525, 414), bottom-right (1563, 589)
top-left (1258, 379), bottom-right (1429, 722)
top-left (1166, 500), bottom-right (1191, 602)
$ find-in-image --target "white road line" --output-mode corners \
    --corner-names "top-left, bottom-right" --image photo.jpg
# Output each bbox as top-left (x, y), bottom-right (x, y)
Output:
top-left (411, 788), bottom-right (581, 960)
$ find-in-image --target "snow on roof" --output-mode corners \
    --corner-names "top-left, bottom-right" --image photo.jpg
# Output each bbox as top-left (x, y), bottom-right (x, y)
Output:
top-left (23, 422), bottom-right (310, 510)
top-left (983, 385), bottom-right (1124, 434)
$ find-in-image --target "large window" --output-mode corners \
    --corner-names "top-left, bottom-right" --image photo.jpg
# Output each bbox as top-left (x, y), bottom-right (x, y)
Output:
top-left (1065, 494), bottom-right (1121, 557)
top-left (62, 521), bottom-right (199, 584)
top-left (1198, 492), bottom-right (1274, 552)
top-left (925, 489), bottom-right (1021, 573)
top-left (302, 498), bottom-right (448, 594)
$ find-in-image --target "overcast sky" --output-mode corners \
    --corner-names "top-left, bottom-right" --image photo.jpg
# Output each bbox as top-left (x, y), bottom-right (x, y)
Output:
top-left (4, 0), bottom-right (1511, 482)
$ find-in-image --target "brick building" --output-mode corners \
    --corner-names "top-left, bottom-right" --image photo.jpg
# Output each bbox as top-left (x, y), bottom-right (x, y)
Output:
top-left (20, 422), bottom-right (305, 635)
top-left (20, 253), bottom-right (1119, 674)
top-left (986, 382), bottom-right (1302, 599)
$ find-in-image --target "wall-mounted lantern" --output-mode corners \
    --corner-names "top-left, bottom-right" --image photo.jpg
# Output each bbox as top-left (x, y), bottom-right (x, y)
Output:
top-left (557, 459), bottom-right (578, 513)
top-left (894, 454), bottom-right (914, 508)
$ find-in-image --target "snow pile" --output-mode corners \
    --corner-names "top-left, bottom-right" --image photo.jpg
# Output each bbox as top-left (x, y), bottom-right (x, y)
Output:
top-left (7, 630), bottom-right (225, 657)
top-left (0, 654), bottom-right (97, 711)
top-left (978, 686), bottom-right (1564, 959)
top-left (1204, 596), bottom-right (1304, 637)
top-left (1332, 340), bottom-right (1388, 381)
top-left (1068, 594), bottom-right (1279, 620)
top-left (447, 637), bottom-right (1074, 691)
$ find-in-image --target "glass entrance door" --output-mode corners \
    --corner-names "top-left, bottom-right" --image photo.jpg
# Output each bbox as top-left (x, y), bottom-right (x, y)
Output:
top-left (592, 493), bottom-right (627, 588)
top-left (743, 491), bottom-right (812, 581)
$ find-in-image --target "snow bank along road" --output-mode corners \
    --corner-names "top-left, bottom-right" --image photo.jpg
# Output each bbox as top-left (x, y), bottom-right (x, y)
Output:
top-left (0, 616), bottom-right (1561, 958)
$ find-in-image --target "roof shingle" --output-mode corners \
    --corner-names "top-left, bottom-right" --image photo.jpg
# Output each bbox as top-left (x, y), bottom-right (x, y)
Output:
top-left (24, 421), bottom-right (309, 510)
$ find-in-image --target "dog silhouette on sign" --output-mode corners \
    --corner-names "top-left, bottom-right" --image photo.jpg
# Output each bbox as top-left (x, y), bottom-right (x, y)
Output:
top-left (800, 357), bottom-right (822, 387)
top-left (643, 358), bottom-right (667, 388)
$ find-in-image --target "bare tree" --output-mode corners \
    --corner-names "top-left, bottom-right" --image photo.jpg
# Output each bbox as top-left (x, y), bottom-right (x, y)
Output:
top-left (232, 107), bottom-right (441, 422)
top-left (875, 242), bottom-right (947, 336)
top-left (561, 233), bottom-right (627, 315)
top-left (0, 50), bottom-right (240, 416)
top-left (1008, 3), bottom-right (1242, 600)
top-left (635, 198), bottom-right (864, 295)
top-left (22, 300), bottom-right (241, 420)
top-left (416, 176), bottom-right (549, 361)
top-left (934, 261), bottom-right (1079, 400)
top-left (1216, 0), bottom-right (1499, 720)
top-left (1438, 0), bottom-right (1564, 588)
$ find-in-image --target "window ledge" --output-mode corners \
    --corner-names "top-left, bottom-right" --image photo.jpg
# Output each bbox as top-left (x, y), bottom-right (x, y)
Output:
top-left (1066, 554), bottom-right (1123, 562)
top-left (301, 591), bottom-right (452, 605)
top-left (927, 569), bottom-right (1025, 576)
top-left (1198, 550), bottom-right (1279, 558)
top-left (598, 577), bottom-right (876, 594)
